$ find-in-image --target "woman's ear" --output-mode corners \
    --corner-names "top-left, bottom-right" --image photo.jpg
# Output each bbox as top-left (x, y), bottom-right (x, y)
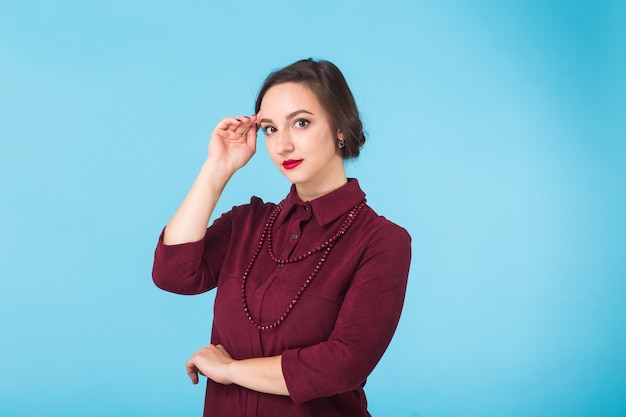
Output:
top-left (337, 130), bottom-right (346, 149)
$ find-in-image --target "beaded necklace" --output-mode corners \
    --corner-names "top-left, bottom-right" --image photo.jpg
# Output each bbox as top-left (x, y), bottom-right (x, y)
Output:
top-left (241, 199), bottom-right (366, 330)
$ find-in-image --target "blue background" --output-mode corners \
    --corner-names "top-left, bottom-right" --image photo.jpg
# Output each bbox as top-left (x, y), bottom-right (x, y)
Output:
top-left (1, 1), bottom-right (625, 416)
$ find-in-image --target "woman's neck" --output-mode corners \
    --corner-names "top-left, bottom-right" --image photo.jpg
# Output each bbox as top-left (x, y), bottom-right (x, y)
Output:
top-left (295, 175), bottom-right (348, 202)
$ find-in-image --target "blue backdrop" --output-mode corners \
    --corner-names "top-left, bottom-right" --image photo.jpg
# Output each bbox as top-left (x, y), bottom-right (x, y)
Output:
top-left (1, 1), bottom-right (624, 416)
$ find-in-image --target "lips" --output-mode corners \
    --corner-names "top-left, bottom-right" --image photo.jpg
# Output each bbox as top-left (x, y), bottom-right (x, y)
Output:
top-left (282, 159), bottom-right (303, 170)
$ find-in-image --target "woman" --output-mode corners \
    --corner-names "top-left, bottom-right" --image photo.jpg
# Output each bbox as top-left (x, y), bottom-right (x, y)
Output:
top-left (152, 58), bottom-right (411, 416)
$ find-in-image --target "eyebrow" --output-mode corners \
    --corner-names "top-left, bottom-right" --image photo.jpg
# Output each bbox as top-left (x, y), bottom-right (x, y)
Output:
top-left (259, 109), bottom-right (314, 125)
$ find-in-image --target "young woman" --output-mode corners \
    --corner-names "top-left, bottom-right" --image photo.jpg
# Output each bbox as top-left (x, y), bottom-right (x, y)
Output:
top-left (152, 58), bottom-right (411, 416)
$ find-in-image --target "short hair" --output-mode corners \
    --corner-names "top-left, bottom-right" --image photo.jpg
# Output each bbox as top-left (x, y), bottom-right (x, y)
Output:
top-left (255, 58), bottom-right (366, 159)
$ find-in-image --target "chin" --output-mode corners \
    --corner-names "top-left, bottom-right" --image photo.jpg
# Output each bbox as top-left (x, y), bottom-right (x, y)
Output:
top-left (280, 170), bottom-right (309, 185)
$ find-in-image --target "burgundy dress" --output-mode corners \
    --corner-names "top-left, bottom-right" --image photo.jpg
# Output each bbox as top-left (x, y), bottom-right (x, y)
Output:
top-left (152, 179), bottom-right (412, 417)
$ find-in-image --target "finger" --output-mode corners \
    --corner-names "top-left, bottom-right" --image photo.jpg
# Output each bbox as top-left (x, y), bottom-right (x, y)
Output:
top-left (216, 117), bottom-right (243, 131)
top-left (185, 360), bottom-right (199, 384)
top-left (214, 116), bottom-right (256, 140)
top-left (233, 116), bottom-right (256, 136)
top-left (230, 116), bottom-right (247, 131)
top-left (216, 129), bottom-right (249, 141)
top-left (244, 121), bottom-right (257, 139)
top-left (243, 116), bottom-right (259, 137)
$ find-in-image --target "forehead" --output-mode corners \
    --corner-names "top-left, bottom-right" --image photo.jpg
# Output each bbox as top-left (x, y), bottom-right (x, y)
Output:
top-left (259, 82), bottom-right (323, 114)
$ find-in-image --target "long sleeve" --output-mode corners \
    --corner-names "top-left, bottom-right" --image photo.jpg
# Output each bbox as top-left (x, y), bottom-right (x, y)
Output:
top-left (281, 222), bottom-right (412, 404)
top-left (152, 210), bottom-right (233, 295)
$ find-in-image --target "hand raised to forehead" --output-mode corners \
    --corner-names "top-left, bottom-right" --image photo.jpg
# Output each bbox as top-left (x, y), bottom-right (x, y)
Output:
top-left (208, 115), bottom-right (259, 173)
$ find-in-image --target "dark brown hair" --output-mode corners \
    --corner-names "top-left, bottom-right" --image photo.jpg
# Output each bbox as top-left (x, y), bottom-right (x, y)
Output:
top-left (255, 58), bottom-right (366, 159)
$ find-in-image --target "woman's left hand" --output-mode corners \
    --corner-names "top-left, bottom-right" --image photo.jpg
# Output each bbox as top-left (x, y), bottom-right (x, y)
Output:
top-left (186, 344), bottom-right (234, 385)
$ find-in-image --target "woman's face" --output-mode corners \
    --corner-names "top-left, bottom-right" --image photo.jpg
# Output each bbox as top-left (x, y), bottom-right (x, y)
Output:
top-left (258, 82), bottom-right (346, 201)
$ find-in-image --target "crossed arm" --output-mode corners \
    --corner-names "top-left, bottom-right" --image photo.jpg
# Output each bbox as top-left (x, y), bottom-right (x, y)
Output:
top-left (185, 344), bottom-right (289, 396)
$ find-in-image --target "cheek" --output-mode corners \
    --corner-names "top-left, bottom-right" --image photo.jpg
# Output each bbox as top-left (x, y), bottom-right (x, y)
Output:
top-left (265, 139), bottom-right (280, 163)
top-left (316, 132), bottom-right (339, 155)
top-left (264, 137), bottom-right (272, 154)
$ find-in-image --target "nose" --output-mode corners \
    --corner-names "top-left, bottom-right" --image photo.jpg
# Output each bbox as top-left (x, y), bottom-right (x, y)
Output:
top-left (273, 131), bottom-right (294, 154)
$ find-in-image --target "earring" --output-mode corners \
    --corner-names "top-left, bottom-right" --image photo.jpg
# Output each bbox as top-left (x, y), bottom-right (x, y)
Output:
top-left (338, 139), bottom-right (345, 149)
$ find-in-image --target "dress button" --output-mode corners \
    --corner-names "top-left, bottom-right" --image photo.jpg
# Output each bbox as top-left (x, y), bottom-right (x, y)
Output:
top-left (291, 233), bottom-right (299, 240)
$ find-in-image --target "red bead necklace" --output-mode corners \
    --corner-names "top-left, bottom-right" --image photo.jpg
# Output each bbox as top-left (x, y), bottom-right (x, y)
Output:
top-left (241, 199), bottom-right (366, 330)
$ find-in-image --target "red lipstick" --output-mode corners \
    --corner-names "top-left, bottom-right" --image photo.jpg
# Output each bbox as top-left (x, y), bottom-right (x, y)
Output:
top-left (282, 159), bottom-right (303, 170)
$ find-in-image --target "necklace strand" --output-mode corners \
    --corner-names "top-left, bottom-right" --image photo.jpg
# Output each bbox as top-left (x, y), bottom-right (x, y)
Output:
top-left (241, 199), bottom-right (366, 330)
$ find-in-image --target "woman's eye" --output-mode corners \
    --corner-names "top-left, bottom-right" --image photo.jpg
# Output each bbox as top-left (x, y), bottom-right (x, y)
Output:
top-left (264, 126), bottom-right (277, 135)
top-left (294, 119), bottom-right (310, 128)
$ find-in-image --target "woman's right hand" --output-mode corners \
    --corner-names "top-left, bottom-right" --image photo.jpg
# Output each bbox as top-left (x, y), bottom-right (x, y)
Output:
top-left (207, 115), bottom-right (259, 173)
top-left (162, 115), bottom-right (259, 245)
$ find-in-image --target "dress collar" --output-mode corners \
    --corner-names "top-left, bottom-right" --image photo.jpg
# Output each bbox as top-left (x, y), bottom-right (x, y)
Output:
top-left (276, 178), bottom-right (367, 228)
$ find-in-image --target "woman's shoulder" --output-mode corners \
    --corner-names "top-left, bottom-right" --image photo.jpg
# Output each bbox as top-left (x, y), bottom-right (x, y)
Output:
top-left (223, 195), bottom-right (277, 221)
top-left (238, 195), bottom-right (277, 211)
top-left (209, 196), bottom-right (278, 234)
top-left (359, 204), bottom-right (412, 244)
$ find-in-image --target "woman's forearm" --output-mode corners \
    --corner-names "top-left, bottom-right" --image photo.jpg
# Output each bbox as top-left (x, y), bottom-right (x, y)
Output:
top-left (186, 344), bottom-right (289, 396)
top-left (228, 355), bottom-right (289, 396)
top-left (163, 160), bottom-right (233, 245)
